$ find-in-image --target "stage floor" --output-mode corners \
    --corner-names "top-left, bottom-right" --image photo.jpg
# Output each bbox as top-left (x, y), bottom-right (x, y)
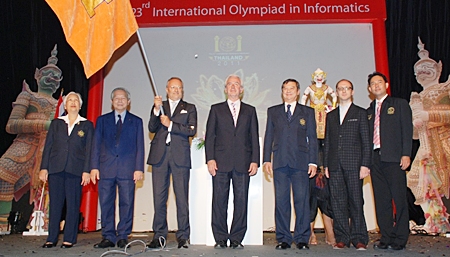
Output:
top-left (0, 230), bottom-right (448, 257)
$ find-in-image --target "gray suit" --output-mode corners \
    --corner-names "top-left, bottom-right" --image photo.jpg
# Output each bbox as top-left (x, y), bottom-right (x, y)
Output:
top-left (147, 99), bottom-right (197, 241)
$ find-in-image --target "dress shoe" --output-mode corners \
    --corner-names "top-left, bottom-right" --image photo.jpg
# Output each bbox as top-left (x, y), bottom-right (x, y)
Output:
top-left (230, 240), bottom-right (244, 249)
top-left (177, 239), bottom-right (188, 249)
top-left (275, 242), bottom-right (291, 250)
top-left (296, 242), bottom-right (309, 250)
top-left (390, 243), bottom-right (405, 250)
top-left (214, 240), bottom-right (227, 249)
top-left (42, 242), bottom-right (56, 248)
top-left (373, 242), bottom-right (389, 249)
top-left (93, 239), bottom-right (115, 248)
top-left (117, 239), bottom-right (129, 248)
top-left (333, 242), bottom-right (346, 249)
top-left (355, 242), bottom-right (367, 250)
top-left (146, 238), bottom-right (162, 249)
top-left (60, 243), bottom-right (73, 249)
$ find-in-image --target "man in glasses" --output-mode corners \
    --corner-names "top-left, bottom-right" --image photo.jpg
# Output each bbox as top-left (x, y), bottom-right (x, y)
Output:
top-left (147, 77), bottom-right (197, 249)
top-left (323, 79), bottom-right (371, 250)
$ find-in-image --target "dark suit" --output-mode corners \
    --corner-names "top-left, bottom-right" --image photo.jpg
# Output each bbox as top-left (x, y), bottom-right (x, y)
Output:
top-left (263, 103), bottom-right (318, 244)
top-left (367, 96), bottom-right (412, 247)
top-left (205, 101), bottom-right (259, 243)
top-left (90, 111), bottom-right (144, 244)
top-left (147, 99), bottom-right (197, 241)
top-left (41, 118), bottom-right (94, 244)
top-left (323, 103), bottom-right (371, 246)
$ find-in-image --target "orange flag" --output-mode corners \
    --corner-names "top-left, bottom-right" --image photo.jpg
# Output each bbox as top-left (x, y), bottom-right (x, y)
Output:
top-left (45, 0), bottom-right (138, 78)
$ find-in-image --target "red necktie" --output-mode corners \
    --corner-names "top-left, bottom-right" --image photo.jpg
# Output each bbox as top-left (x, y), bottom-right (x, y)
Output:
top-left (373, 102), bottom-right (381, 146)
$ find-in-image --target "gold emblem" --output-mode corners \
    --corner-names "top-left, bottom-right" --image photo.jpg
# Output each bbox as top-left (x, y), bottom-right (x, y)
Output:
top-left (300, 118), bottom-right (306, 126)
top-left (368, 114), bottom-right (372, 120)
top-left (78, 130), bottom-right (85, 137)
top-left (387, 107), bottom-right (395, 114)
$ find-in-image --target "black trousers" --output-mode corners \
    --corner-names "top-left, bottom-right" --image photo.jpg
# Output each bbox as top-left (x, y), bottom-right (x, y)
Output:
top-left (371, 151), bottom-right (409, 246)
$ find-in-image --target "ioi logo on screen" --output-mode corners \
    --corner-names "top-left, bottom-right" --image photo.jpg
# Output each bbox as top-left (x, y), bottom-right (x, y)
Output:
top-left (209, 35), bottom-right (250, 66)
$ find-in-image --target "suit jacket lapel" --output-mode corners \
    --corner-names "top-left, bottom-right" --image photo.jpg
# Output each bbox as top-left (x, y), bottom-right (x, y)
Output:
top-left (162, 101), bottom-right (170, 116)
top-left (172, 100), bottom-right (186, 118)
top-left (341, 103), bottom-right (355, 125)
top-left (289, 103), bottom-right (301, 123)
top-left (223, 101), bottom-right (235, 127)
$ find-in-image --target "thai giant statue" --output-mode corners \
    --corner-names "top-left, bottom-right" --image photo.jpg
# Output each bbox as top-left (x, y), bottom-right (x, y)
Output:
top-left (408, 38), bottom-right (450, 234)
top-left (0, 45), bottom-right (61, 233)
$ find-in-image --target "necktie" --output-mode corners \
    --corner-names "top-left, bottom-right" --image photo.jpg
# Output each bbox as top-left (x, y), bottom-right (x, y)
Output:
top-left (287, 104), bottom-right (292, 122)
top-left (170, 101), bottom-right (176, 116)
top-left (232, 102), bottom-right (237, 126)
top-left (373, 102), bottom-right (381, 146)
top-left (116, 114), bottom-right (123, 144)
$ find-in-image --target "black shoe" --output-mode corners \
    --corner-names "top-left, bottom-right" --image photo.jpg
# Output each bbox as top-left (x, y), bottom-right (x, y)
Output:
top-left (275, 242), bottom-right (291, 250)
top-left (390, 243), bottom-right (405, 250)
top-left (146, 238), bottom-right (163, 249)
top-left (94, 239), bottom-right (115, 248)
top-left (373, 242), bottom-right (389, 250)
top-left (230, 240), bottom-right (244, 249)
top-left (42, 242), bottom-right (56, 248)
top-left (214, 240), bottom-right (227, 249)
top-left (296, 242), bottom-right (309, 250)
top-left (177, 239), bottom-right (188, 249)
top-left (117, 239), bottom-right (129, 248)
top-left (60, 243), bottom-right (73, 249)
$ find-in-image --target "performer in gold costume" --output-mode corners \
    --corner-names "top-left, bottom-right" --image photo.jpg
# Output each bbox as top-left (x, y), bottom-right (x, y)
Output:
top-left (301, 68), bottom-right (337, 245)
top-left (408, 38), bottom-right (450, 234)
top-left (301, 69), bottom-right (337, 139)
top-left (0, 46), bottom-right (61, 233)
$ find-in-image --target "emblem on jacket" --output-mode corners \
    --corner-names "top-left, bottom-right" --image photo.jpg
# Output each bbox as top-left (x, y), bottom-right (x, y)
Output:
top-left (387, 107), bottom-right (395, 114)
top-left (368, 114), bottom-right (372, 120)
top-left (78, 130), bottom-right (85, 137)
top-left (300, 118), bottom-right (306, 126)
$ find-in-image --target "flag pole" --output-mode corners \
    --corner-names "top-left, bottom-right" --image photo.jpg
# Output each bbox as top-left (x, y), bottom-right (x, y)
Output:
top-left (136, 29), bottom-right (165, 115)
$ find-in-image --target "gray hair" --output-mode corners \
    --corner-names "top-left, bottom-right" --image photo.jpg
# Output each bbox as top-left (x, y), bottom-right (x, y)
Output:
top-left (224, 74), bottom-right (242, 87)
top-left (111, 87), bottom-right (131, 100)
top-left (63, 91), bottom-right (83, 108)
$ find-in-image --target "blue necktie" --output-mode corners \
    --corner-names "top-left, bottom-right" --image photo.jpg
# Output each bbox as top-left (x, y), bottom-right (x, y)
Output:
top-left (116, 114), bottom-right (122, 143)
top-left (287, 104), bottom-right (292, 122)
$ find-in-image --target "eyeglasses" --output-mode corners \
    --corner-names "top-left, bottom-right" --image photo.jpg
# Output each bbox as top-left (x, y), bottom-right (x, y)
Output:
top-left (336, 87), bottom-right (352, 92)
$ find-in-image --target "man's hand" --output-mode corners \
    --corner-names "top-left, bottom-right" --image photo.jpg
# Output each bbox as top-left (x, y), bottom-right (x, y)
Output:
top-left (248, 162), bottom-right (258, 176)
top-left (359, 166), bottom-right (370, 179)
top-left (153, 96), bottom-right (163, 113)
top-left (81, 172), bottom-right (90, 186)
top-left (308, 165), bottom-right (317, 178)
top-left (90, 169), bottom-right (100, 184)
top-left (39, 169), bottom-right (48, 182)
top-left (160, 115), bottom-right (171, 127)
top-left (263, 162), bottom-right (273, 176)
top-left (207, 160), bottom-right (218, 176)
top-left (134, 171), bottom-right (144, 183)
top-left (400, 156), bottom-right (411, 170)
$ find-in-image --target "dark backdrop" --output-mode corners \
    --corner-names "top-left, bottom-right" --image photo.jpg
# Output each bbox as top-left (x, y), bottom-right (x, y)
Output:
top-left (0, 0), bottom-right (449, 221)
